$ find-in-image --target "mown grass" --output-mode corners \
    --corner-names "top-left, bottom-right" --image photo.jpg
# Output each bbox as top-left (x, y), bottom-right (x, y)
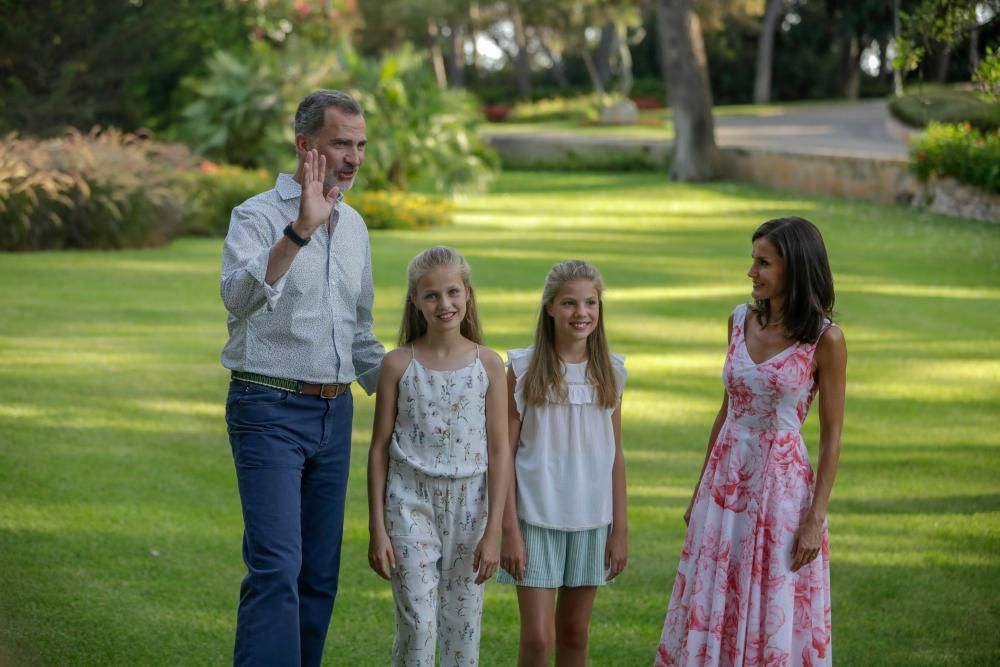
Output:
top-left (0, 172), bottom-right (998, 666)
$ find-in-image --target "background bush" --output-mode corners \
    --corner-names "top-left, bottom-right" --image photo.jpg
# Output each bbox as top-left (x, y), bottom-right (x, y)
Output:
top-left (507, 93), bottom-right (622, 124)
top-left (349, 189), bottom-right (453, 230)
top-left (0, 129), bottom-right (191, 251)
top-left (182, 162), bottom-right (275, 237)
top-left (889, 87), bottom-right (1000, 133)
top-left (910, 122), bottom-right (1000, 193)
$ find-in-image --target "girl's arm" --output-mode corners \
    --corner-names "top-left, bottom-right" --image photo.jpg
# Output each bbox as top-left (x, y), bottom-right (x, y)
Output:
top-left (605, 400), bottom-right (628, 580)
top-left (473, 349), bottom-right (512, 584)
top-left (791, 325), bottom-right (847, 572)
top-left (500, 366), bottom-right (526, 581)
top-left (366, 349), bottom-right (407, 580)
top-left (684, 314), bottom-right (734, 525)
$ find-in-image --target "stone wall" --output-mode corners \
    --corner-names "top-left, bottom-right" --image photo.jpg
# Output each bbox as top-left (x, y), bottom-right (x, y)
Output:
top-left (715, 147), bottom-right (917, 207)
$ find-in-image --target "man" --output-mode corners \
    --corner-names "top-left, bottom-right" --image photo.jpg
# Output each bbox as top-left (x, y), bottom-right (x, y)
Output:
top-left (220, 89), bottom-right (384, 667)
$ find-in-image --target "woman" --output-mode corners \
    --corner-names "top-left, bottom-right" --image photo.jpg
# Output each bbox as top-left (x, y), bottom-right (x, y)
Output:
top-left (655, 216), bottom-right (847, 666)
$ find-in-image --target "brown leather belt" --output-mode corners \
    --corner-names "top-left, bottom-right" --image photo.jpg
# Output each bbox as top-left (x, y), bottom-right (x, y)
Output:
top-left (232, 371), bottom-right (350, 399)
top-left (299, 382), bottom-right (350, 399)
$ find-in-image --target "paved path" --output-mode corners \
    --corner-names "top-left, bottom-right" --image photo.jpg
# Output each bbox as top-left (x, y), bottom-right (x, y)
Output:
top-left (714, 99), bottom-right (909, 159)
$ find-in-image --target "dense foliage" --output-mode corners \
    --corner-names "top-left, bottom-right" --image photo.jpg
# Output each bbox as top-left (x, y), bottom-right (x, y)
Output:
top-left (910, 122), bottom-right (1000, 193)
top-left (0, 130), bottom-right (191, 251)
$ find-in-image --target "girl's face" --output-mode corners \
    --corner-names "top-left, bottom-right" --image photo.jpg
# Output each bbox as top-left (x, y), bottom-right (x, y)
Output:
top-left (748, 237), bottom-right (786, 302)
top-left (546, 280), bottom-right (600, 344)
top-left (414, 266), bottom-right (468, 333)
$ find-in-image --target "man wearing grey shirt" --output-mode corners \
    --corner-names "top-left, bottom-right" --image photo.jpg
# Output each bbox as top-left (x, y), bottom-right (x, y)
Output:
top-left (220, 90), bottom-right (385, 667)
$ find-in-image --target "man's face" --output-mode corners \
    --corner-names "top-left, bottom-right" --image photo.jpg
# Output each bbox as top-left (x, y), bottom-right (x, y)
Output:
top-left (299, 107), bottom-right (366, 193)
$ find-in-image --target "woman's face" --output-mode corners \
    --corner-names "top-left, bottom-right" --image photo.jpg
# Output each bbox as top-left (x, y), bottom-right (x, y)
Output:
top-left (748, 236), bottom-right (786, 302)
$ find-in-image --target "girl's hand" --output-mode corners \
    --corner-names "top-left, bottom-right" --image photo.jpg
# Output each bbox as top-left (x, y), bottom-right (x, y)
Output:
top-left (500, 525), bottom-right (527, 582)
top-left (368, 529), bottom-right (397, 580)
top-left (473, 530), bottom-right (500, 585)
top-left (605, 529), bottom-right (628, 581)
top-left (790, 515), bottom-right (823, 572)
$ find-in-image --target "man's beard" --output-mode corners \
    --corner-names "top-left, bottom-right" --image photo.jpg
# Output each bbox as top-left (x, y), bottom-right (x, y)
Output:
top-left (325, 170), bottom-right (355, 193)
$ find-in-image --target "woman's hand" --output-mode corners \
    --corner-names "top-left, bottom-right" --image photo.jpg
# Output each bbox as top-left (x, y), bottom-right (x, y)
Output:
top-left (368, 529), bottom-right (397, 580)
top-left (790, 514), bottom-right (823, 572)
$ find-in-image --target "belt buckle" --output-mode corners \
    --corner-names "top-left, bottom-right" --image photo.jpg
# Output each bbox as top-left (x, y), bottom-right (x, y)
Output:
top-left (319, 383), bottom-right (343, 399)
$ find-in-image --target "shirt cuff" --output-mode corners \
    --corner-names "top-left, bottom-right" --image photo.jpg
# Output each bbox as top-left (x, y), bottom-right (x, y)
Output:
top-left (246, 248), bottom-right (286, 311)
top-left (356, 364), bottom-right (380, 395)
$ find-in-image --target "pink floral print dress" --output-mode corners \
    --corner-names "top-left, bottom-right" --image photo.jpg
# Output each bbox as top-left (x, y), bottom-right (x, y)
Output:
top-left (655, 304), bottom-right (832, 667)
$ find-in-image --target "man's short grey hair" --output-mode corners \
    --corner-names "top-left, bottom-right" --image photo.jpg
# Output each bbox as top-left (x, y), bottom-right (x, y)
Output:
top-left (294, 90), bottom-right (363, 137)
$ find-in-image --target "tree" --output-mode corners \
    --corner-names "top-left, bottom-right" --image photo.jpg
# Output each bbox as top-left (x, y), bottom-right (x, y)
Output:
top-left (753, 0), bottom-right (785, 103)
top-left (655, 0), bottom-right (719, 180)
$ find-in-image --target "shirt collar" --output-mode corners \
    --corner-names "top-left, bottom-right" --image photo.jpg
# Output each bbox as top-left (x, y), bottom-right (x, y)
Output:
top-left (276, 173), bottom-right (346, 204)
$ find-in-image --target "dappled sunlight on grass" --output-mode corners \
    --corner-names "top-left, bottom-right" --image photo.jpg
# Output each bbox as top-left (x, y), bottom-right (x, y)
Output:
top-left (0, 171), bottom-right (997, 666)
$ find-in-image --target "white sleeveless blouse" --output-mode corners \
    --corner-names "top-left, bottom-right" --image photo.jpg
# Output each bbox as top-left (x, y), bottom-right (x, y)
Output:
top-left (508, 347), bottom-right (626, 530)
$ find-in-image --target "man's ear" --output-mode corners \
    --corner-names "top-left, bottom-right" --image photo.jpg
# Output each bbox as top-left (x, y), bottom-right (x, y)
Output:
top-left (294, 133), bottom-right (311, 156)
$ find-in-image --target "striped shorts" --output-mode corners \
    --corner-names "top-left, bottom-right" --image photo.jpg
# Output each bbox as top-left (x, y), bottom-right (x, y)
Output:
top-left (497, 519), bottom-right (610, 588)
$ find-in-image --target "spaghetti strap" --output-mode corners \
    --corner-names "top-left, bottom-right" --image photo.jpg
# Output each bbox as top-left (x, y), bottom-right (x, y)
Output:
top-left (475, 344), bottom-right (480, 360)
top-left (410, 344), bottom-right (415, 360)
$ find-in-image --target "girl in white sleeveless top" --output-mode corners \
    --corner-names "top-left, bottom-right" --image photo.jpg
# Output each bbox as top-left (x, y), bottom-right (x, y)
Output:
top-left (498, 260), bottom-right (628, 667)
top-left (367, 246), bottom-right (510, 667)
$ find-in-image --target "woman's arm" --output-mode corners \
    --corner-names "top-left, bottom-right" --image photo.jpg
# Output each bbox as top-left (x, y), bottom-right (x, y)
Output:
top-left (790, 325), bottom-right (847, 572)
top-left (499, 366), bottom-right (527, 581)
top-left (473, 349), bottom-right (512, 584)
top-left (366, 349), bottom-right (407, 580)
top-left (605, 401), bottom-right (628, 580)
top-left (684, 314), bottom-right (735, 525)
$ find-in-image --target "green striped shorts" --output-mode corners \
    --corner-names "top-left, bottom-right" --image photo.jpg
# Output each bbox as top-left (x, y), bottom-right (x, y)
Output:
top-left (497, 519), bottom-right (611, 588)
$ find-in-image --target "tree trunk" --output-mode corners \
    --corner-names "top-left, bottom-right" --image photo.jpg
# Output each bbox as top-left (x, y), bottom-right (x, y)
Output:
top-left (893, 0), bottom-right (903, 96)
top-left (469, 1), bottom-right (482, 81)
top-left (839, 32), bottom-right (861, 99)
top-left (538, 31), bottom-right (570, 89)
top-left (582, 50), bottom-right (607, 96)
top-left (655, 0), bottom-right (719, 181)
top-left (614, 21), bottom-right (635, 97)
top-left (596, 22), bottom-right (616, 89)
top-left (511, 4), bottom-right (532, 99)
top-left (427, 18), bottom-right (448, 89)
top-left (445, 23), bottom-right (466, 88)
top-left (753, 0), bottom-right (783, 104)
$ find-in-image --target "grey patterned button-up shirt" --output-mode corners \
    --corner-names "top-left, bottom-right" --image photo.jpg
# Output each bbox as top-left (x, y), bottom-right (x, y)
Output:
top-left (220, 174), bottom-right (384, 393)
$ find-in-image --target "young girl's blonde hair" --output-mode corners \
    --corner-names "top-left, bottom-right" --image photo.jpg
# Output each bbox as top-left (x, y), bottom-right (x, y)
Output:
top-left (523, 260), bottom-right (618, 409)
top-left (399, 246), bottom-right (482, 345)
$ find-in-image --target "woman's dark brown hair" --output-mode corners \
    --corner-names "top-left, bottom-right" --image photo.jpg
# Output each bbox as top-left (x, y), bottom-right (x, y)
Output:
top-left (752, 216), bottom-right (835, 343)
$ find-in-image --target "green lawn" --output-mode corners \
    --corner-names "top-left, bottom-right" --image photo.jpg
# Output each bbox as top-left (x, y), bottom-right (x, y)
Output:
top-left (1, 172), bottom-right (998, 666)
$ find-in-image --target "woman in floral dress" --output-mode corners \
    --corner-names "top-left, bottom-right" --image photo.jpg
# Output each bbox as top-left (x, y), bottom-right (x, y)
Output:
top-left (655, 217), bottom-right (847, 667)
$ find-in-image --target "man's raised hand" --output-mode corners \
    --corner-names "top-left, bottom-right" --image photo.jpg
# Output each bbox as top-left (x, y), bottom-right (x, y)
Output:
top-left (295, 149), bottom-right (340, 237)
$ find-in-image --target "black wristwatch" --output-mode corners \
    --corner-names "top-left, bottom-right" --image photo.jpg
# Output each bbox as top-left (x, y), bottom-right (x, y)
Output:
top-left (283, 223), bottom-right (310, 247)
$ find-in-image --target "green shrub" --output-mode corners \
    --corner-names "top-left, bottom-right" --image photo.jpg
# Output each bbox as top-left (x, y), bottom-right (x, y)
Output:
top-left (0, 129), bottom-right (191, 251)
top-left (507, 93), bottom-right (624, 124)
top-left (183, 163), bottom-right (275, 236)
top-left (889, 87), bottom-right (1000, 133)
top-left (910, 122), bottom-right (1000, 193)
top-left (349, 189), bottom-right (453, 230)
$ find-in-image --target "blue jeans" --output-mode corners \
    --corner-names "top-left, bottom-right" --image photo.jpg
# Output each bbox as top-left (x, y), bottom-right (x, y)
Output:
top-left (226, 379), bottom-right (354, 667)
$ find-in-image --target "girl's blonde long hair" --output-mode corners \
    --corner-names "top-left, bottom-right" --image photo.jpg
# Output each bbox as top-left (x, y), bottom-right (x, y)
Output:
top-left (522, 260), bottom-right (618, 409)
top-left (398, 246), bottom-right (483, 345)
